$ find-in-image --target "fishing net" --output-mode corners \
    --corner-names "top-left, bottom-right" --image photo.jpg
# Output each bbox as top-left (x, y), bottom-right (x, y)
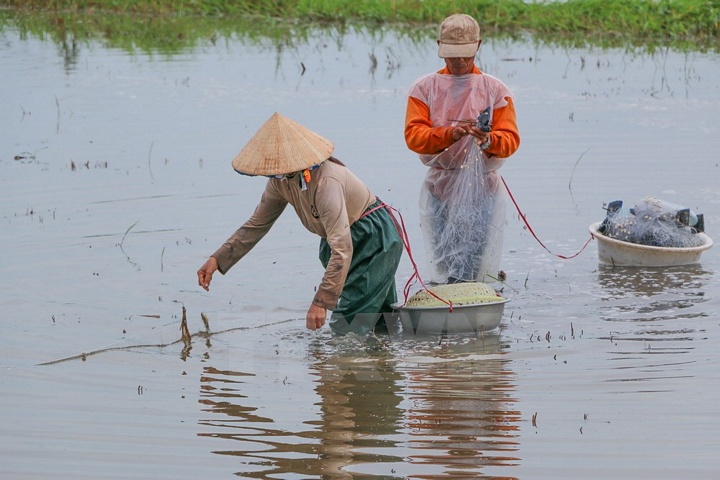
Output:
top-left (598, 197), bottom-right (705, 248)
top-left (418, 137), bottom-right (506, 284)
top-left (406, 282), bottom-right (501, 307)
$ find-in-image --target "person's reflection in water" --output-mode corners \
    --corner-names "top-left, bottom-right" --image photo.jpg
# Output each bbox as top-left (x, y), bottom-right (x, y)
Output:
top-left (309, 336), bottom-right (405, 477)
top-left (309, 332), bottom-right (522, 477)
top-left (399, 333), bottom-right (522, 474)
top-left (196, 333), bottom-right (520, 478)
top-left (197, 364), bottom-right (334, 478)
top-left (196, 336), bottom-right (405, 479)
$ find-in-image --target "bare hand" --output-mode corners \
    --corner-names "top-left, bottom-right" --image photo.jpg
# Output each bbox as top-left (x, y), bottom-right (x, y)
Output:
top-left (306, 303), bottom-right (327, 331)
top-left (452, 124), bottom-right (489, 144)
top-left (197, 257), bottom-right (219, 291)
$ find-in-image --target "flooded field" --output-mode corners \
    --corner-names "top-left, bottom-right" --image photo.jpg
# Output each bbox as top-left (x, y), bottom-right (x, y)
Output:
top-left (1, 24), bottom-right (719, 479)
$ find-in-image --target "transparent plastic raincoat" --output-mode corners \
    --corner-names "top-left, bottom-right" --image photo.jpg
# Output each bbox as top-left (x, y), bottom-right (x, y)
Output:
top-left (407, 72), bottom-right (517, 284)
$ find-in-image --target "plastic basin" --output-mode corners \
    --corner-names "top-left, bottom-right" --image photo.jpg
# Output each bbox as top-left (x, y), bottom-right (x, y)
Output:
top-left (390, 298), bottom-right (509, 335)
top-left (589, 222), bottom-right (713, 267)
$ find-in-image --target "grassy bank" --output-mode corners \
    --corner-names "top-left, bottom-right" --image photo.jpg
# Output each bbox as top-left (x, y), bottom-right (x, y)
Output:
top-left (1, 0), bottom-right (718, 53)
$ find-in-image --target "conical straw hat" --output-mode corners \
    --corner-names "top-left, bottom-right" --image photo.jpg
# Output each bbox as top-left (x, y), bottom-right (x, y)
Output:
top-left (231, 112), bottom-right (335, 176)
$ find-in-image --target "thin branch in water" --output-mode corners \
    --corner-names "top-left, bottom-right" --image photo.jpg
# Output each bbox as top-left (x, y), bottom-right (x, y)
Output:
top-left (180, 306), bottom-right (191, 345)
top-left (119, 220), bottom-right (138, 254)
top-left (180, 306), bottom-right (192, 360)
top-left (55, 95), bottom-right (61, 134)
top-left (119, 221), bottom-right (140, 269)
top-left (148, 141), bottom-right (154, 183)
top-left (37, 317), bottom-right (296, 366)
top-left (568, 148), bottom-right (590, 194)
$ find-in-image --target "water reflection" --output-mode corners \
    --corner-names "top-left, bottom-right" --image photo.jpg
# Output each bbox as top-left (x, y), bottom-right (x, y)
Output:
top-left (198, 365), bottom-right (324, 478)
top-left (597, 264), bottom-right (710, 323)
top-left (197, 334), bottom-right (520, 478)
top-left (596, 264), bottom-right (710, 352)
top-left (310, 339), bottom-right (405, 478)
top-left (396, 335), bottom-right (521, 477)
top-left (197, 337), bottom-right (406, 478)
top-left (595, 265), bottom-right (710, 380)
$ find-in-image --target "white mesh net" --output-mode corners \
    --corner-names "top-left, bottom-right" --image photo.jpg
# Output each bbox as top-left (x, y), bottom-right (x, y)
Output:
top-left (598, 197), bottom-right (705, 248)
top-left (419, 139), bottom-right (506, 284)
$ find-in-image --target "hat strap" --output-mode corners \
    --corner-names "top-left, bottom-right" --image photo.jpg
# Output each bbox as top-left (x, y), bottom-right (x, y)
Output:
top-left (268, 162), bottom-right (321, 181)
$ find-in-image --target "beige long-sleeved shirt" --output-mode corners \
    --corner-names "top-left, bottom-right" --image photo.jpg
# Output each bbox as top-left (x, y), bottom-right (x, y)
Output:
top-left (212, 159), bottom-right (376, 310)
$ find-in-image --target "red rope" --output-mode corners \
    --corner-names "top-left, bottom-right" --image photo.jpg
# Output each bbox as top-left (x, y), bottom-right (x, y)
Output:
top-left (373, 175), bottom-right (594, 311)
top-left (500, 176), bottom-right (594, 260)
top-left (372, 202), bottom-right (454, 310)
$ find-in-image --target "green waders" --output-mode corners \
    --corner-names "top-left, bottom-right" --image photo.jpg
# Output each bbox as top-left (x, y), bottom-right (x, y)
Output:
top-left (319, 200), bottom-right (402, 335)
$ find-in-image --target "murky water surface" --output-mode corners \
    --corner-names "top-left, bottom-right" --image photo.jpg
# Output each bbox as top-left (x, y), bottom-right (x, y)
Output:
top-left (1, 26), bottom-right (719, 479)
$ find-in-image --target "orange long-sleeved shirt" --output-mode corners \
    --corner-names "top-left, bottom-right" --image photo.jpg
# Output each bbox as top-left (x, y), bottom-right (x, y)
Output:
top-left (404, 65), bottom-right (520, 159)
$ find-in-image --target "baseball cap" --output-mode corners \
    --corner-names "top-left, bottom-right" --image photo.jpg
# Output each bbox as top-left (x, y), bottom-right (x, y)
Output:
top-left (437, 14), bottom-right (481, 58)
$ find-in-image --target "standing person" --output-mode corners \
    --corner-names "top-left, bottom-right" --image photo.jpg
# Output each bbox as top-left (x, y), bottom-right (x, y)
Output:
top-left (404, 13), bottom-right (520, 284)
top-left (197, 112), bottom-right (403, 335)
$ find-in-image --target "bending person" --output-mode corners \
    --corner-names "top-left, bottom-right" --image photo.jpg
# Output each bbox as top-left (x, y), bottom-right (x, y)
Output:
top-left (198, 112), bottom-right (402, 335)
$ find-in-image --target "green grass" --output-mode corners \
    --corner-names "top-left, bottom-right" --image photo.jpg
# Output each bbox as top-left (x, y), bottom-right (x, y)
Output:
top-left (1, 0), bottom-right (718, 53)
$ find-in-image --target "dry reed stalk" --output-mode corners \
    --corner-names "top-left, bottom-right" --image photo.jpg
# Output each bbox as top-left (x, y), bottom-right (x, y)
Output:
top-left (180, 306), bottom-right (191, 346)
